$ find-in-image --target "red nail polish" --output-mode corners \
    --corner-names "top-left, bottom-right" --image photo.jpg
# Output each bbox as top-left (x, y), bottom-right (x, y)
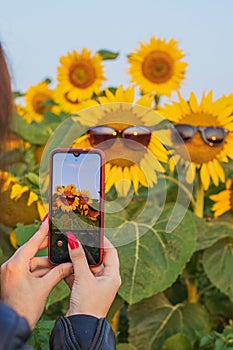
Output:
top-left (67, 231), bottom-right (79, 249)
top-left (42, 213), bottom-right (48, 222)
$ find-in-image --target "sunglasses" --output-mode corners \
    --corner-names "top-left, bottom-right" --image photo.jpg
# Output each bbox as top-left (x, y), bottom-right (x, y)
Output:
top-left (171, 123), bottom-right (229, 147)
top-left (88, 125), bottom-right (152, 150)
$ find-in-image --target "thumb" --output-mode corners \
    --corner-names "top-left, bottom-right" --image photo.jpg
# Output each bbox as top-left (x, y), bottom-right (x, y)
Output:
top-left (67, 231), bottom-right (91, 278)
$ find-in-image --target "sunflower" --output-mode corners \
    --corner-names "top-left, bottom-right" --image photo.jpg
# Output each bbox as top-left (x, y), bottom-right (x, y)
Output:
top-left (55, 184), bottom-right (79, 212)
top-left (53, 84), bottom-right (98, 114)
top-left (159, 91), bottom-right (233, 191)
top-left (76, 190), bottom-right (95, 217)
top-left (15, 104), bottom-right (32, 124)
top-left (72, 85), bottom-right (168, 196)
top-left (0, 171), bottom-right (45, 226)
top-left (57, 48), bottom-right (106, 102)
top-left (128, 36), bottom-right (188, 97)
top-left (24, 82), bottom-right (54, 122)
top-left (210, 179), bottom-right (233, 218)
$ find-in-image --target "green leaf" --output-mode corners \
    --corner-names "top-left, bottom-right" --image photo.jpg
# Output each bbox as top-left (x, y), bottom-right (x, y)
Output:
top-left (203, 237), bottom-right (233, 301)
top-left (215, 338), bottom-right (224, 350)
top-left (11, 113), bottom-right (50, 145)
top-left (107, 294), bottom-right (125, 322)
top-left (15, 222), bottom-right (40, 245)
top-left (161, 333), bottom-right (193, 350)
top-left (46, 280), bottom-right (70, 309)
top-left (25, 172), bottom-right (39, 187)
top-left (116, 204), bottom-right (197, 304)
top-left (194, 215), bottom-right (233, 251)
top-left (0, 224), bottom-right (15, 263)
top-left (98, 49), bottom-right (119, 60)
top-left (28, 319), bottom-right (55, 350)
top-left (15, 222), bottom-right (47, 257)
top-left (128, 293), bottom-right (211, 350)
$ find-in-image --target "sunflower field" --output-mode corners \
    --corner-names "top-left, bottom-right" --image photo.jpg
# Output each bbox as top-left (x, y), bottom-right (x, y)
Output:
top-left (2, 36), bottom-right (233, 349)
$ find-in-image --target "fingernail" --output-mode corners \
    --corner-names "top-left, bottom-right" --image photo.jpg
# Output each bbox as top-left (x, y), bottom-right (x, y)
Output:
top-left (67, 231), bottom-right (79, 250)
top-left (42, 213), bottom-right (48, 222)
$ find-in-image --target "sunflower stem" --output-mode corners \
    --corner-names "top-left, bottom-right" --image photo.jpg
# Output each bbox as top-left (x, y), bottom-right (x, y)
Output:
top-left (194, 172), bottom-right (204, 218)
top-left (161, 175), bottom-right (196, 207)
top-left (184, 278), bottom-right (199, 303)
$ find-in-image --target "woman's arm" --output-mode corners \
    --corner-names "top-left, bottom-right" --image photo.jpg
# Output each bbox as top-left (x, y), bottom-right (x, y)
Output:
top-left (0, 302), bottom-right (32, 350)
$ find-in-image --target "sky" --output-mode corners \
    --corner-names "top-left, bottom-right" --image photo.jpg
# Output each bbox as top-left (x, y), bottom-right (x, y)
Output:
top-left (53, 152), bottom-right (101, 199)
top-left (0, 0), bottom-right (232, 104)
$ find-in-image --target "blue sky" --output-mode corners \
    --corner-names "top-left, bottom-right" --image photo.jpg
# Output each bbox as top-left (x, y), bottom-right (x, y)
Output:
top-left (0, 0), bottom-right (232, 103)
top-left (53, 152), bottom-right (101, 199)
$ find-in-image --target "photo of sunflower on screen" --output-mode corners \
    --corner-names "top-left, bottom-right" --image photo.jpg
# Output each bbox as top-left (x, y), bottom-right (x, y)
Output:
top-left (52, 184), bottom-right (100, 228)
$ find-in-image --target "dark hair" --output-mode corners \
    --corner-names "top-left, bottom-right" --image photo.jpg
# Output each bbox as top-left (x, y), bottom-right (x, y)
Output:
top-left (0, 42), bottom-right (12, 141)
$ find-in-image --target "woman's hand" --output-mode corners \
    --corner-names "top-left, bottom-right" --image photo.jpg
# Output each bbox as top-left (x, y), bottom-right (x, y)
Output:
top-left (1, 219), bottom-right (73, 330)
top-left (66, 232), bottom-right (121, 318)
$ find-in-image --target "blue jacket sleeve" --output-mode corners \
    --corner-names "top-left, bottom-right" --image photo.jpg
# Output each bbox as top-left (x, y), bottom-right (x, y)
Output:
top-left (49, 314), bottom-right (116, 350)
top-left (0, 302), bottom-right (32, 350)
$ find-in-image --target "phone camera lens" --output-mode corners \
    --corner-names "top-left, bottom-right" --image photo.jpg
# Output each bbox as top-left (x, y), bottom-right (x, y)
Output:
top-left (56, 240), bottom-right (63, 247)
top-left (73, 151), bottom-right (80, 157)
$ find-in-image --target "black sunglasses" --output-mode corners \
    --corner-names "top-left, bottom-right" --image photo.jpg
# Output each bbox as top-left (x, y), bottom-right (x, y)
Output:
top-left (88, 125), bottom-right (152, 150)
top-left (171, 123), bottom-right (229, 147)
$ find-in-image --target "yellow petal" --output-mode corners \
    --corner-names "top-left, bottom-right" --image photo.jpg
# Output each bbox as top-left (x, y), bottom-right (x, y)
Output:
top-left (189, 92), bottom-right (199, 113)
top-left (27, 191), bottom-right (38, 206)
top-left (185, 162), bottom-right (196, 184)
top-left (115, 167), bottom-right (131, 196)
top-left (10, 230), bottom-right (18, 249)
top-left (10, 184), bottom-right (29, 200)
top-left (138, 166), bottom-right (148, 187)
top-left (105, 163), bottom-right (111, 182)
top-left (200, 163), bottom-right (210, 190)
top-left (207, 161), bottom-right (219, 187)
top-left (37, 200), bottom-right (47, 220)
top-left (226, 179), bottom-right (233, 190)
top-left (130, 165), bottom-right (139, 194)
top-left (213, 159), bottom-right (225, 183)
top-left (140, 157), bottom-right (157, 187)
top-left (105, 166), bottom-right (118, 192)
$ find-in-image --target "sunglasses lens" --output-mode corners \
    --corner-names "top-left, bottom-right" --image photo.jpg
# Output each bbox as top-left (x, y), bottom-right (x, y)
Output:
top-left (88, 126), bottom-right (116, 150)
top-left (204, 127), bottom-right (228, 146)
top-left (122, 126), bottom-right (151, 150)
top-left (172, 124), bottom-right (196, 143)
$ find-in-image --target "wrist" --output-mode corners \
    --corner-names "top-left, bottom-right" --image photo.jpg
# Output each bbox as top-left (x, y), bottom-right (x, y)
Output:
top-left (66, 307), bottom-right (107, 318)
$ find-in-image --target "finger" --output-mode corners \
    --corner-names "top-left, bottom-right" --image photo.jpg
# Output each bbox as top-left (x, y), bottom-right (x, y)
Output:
top-left (14, 219), bottom-right (49, 261)
top-left (38, 237), bottom-right (48, 251)
top-left (43, 262), bottom-right (73, 291)
top-left (31, 268), bottom-right (52, 277)
top-left (67, 232), bottom-right (92, 279)
top-left (102, 237), bottom-right (120, 272)
top-left (90, 263), bottom-right (104, 275)
top-left (29, 257), bottom-right (52, 272)
top-left (64, 274), bottom-right (74, 289)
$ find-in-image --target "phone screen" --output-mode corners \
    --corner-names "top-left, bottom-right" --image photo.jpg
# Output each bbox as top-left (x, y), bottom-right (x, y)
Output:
top-left (49, 149), bottom-right (104, 265)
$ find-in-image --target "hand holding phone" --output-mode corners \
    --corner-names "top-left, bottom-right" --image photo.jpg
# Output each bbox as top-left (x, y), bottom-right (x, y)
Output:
top-left (49, 148), bottom-right (105, 266)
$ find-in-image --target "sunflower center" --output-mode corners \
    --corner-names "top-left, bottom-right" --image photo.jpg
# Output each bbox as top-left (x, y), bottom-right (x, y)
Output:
top-left (142, 51), bottom-right (174, 84)
top-left (61, 195), bottom-right (75, 206)
top-left (103, 138), bottom-right (147, 167)
top-left (32, 94), bottom-right (52, 114)
top-left (175, 113), bottom-right (225, 164)
top-left (69, 61), bottom-right (96, 89)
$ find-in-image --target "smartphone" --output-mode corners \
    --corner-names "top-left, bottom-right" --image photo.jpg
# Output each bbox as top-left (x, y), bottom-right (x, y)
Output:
top-left (49, 148), bottom-right (105, 266)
